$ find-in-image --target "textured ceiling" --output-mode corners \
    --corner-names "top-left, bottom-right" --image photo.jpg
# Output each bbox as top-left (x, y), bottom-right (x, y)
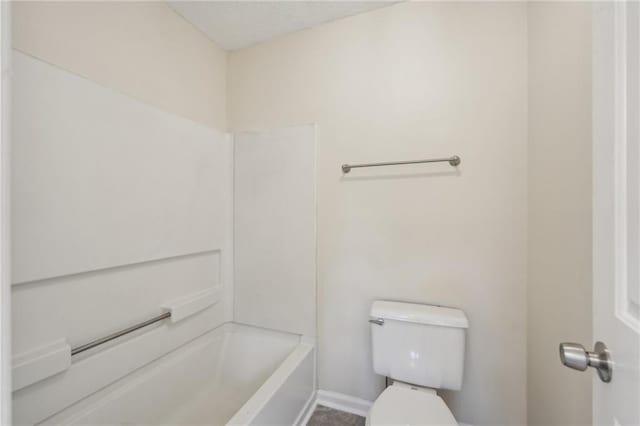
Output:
top-left (168, 1), bottom-right (396, 50)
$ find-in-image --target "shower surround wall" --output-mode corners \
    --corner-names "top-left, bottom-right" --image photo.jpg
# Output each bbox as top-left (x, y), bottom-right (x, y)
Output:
top-left (228, 2), bottom-right (528, 425)
top-left (11, 50), bottom-right (233, 424)
top-left (234, 126), bottom-right (317, 337)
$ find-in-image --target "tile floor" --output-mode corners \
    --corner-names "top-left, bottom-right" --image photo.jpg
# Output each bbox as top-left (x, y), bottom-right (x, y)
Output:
top-left (307, 405), bottom-right (366, 426)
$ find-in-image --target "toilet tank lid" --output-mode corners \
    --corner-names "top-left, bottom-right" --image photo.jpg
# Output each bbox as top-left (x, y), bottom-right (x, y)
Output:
top-left (371, 301), bottom-right (469, 328)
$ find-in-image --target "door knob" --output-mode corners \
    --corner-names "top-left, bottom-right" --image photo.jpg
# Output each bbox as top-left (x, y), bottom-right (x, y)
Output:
top-left (559, 341), bottom-right (613, 383)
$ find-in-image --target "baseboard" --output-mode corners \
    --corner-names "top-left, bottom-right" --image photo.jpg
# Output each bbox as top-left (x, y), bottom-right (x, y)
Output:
top-left (295, 390), bottom-right (318, 426)
top-left (315, 390), bottom-right (373, 418)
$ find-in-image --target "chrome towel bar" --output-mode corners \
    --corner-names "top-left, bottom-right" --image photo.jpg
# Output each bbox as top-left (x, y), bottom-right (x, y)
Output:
top-left (341, 155), bottom-right (460, 174)
top-left (71, 311), bottom-right (171, 356)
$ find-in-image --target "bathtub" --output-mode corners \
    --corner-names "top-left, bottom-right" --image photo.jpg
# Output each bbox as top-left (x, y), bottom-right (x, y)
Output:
top-left (40, 323), bottom-right (316, 425)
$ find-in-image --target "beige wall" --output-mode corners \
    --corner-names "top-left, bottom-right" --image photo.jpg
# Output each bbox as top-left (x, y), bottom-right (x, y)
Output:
top-left (527, 3), bottom-right (593, 426)
top-left (12, 1), bottom-right (227, 130)
top-left (229, 3), bottom-right (528, 425)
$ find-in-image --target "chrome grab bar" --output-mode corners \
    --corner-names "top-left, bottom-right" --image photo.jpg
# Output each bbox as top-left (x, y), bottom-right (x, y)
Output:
top-left (71, 311), bottom-right (171, 356)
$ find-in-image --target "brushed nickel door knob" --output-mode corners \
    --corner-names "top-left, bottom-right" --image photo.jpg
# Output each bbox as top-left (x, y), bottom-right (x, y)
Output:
top-left (559, 341), bottom-right (613, 383)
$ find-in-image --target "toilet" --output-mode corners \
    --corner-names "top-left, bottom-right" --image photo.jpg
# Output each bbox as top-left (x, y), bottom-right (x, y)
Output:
top-left (367, 300), bottom-right (469, 426)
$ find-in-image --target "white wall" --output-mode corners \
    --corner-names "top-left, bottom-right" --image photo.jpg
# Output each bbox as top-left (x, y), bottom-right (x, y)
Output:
top-left (12, 51), bottom-right (231, 284)
top-left (11, 51), bottom-right (232, 426)
top-left (228, 3), bottom-right (528, 425)
top-left (234, 126), bottom-right (316, 337)
top-left (527, 3), bottom-right (593, 425)
top-left (12, 1), bottom-right (227, 130)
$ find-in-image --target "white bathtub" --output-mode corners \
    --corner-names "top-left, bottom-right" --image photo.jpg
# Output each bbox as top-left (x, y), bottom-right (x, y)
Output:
top-left (40, 323), bottom-right (316, 425)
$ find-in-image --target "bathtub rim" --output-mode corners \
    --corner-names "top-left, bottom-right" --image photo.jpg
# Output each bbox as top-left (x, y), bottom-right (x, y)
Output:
top-left (33, 321), bottom-right (313, 426)
top-left (226, 336), bottom-right (316, 426)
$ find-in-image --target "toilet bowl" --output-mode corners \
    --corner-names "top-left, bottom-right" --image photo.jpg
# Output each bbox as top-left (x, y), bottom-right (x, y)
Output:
top-left (366, 383), bottom-right (457, 426)
top-left (367, 301), bottom-right (469, 426)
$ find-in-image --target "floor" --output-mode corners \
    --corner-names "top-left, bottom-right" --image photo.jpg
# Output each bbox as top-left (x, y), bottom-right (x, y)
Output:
top-left (307, 405), bottom-right (366, 426)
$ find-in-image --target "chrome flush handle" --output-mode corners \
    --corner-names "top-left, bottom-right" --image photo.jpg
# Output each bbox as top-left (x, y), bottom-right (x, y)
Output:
top-left (369, 318), bottom-right (384, 326)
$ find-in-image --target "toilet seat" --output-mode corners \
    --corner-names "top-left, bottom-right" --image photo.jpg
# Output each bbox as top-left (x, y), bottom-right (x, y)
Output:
top-left (367, 385), bottom-right (458, 426)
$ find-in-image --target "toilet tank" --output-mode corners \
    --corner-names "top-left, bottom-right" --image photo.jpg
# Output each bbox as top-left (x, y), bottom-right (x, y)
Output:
top-left (370, 301), bottom-right (469, 391)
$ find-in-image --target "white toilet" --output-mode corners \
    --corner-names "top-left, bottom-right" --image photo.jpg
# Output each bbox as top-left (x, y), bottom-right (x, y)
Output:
top-left (367, 300), bottom-right (469, 426)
